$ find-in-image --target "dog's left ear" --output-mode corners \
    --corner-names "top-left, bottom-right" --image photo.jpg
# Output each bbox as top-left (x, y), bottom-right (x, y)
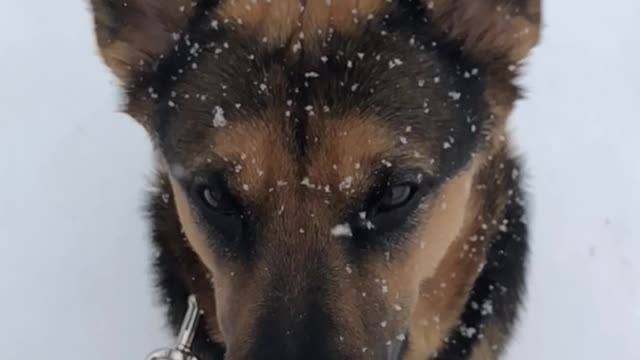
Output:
top-left (90, 0), bottom-right (196, 84)
top-left (428, 0), bottom-right (541, 63)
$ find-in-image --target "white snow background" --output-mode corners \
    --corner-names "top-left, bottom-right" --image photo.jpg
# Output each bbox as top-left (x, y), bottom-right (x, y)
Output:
top-left (1, 1), bottom-right (638, 359)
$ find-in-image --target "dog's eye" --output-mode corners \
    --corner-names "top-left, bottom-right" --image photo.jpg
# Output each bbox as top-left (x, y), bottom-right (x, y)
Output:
top-left (378, 184), bottom-right (416, 212)
top-left (192, 182), bottom-right (244, 246)
top-left (202, 187), bottom-right (221, 209)
top-left (198, 186), bottom-right (236, 213)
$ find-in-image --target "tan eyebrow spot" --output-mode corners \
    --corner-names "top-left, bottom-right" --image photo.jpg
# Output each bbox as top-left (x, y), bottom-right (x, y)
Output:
top-left (209, 117), bottom-right (297, 200)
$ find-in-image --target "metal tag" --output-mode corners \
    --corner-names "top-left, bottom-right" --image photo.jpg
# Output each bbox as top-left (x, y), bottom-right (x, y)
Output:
top-left (146, 295), bottom-right (201, 360)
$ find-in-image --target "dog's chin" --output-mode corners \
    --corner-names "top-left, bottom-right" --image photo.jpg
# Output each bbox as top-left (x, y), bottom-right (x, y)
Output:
top-left (217, 329), bottom-right (409, 360)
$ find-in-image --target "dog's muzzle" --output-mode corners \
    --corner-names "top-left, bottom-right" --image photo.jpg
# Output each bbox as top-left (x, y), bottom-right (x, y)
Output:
top-left (145, 295), bottom-right (408, 360)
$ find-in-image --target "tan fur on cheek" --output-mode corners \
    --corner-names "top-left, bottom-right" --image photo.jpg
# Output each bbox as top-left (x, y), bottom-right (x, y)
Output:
top-left (377, 163), bottom-right (477, 296)
top-left (169, 178), bottom-right (244, 302)
top-left (358, 164), bottom-right (476, 357)
top-left (170, 178), bottom-right (218, 273)
top-left (406, 159), bottom-right (505, 359)
top-left (376, 162), bottom-right (484, 359)
top-left (409, 168), bottom-right (476, 282)
top-left (169, 177), bottom-right (264, 348)
top-left (170, 177), bottom-right (238, 322)
top-left (168, 177), bottom-right (237, 343)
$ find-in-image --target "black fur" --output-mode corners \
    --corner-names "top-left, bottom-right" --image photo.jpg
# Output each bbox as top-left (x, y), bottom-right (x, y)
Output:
top-left (148, 156), bottom-right (529, 360)
top-left (148, 0), bottom-right (491, 181)
top-left (130, 1), bottom-right (530, 359)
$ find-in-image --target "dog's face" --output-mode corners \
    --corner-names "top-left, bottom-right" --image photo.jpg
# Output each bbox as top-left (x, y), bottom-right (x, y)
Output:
top-left (91, 1), bottom-right (539, 359)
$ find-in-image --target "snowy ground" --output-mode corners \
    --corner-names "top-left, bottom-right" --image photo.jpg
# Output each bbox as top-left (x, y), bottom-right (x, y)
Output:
top-left (1, 1), bottom-right (638, 359)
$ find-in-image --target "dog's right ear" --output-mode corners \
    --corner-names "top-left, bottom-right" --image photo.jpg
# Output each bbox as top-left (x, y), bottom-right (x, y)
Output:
top-left (427, 0), bottom-right (541, 63)
top-left (90, 0), bottom-right (195, 84)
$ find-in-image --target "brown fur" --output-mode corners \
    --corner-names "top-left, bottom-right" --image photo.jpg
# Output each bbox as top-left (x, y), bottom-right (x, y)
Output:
top-left (167, 134), bottom-right (519, 359)
top-left (428, 0), bottom-right (541, 62)
top-left (217, 0), bottom-right (300, 47)
top-left (172, 112), bottom-right (402, 356)
top-left (217, 0), bottom-right (387, 50)
top-left (405, 146), bottom-right (516, 359)
top-left (89, 0), bottom-right (541, 358)
top-left (91, 0), bottom-right (196, 82)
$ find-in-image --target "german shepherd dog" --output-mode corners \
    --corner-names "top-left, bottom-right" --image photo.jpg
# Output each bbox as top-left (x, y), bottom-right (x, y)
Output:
top-left (90, 0), bottom-right (540, 359)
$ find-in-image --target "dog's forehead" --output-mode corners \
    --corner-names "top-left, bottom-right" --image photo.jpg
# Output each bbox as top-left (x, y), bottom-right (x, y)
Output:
top-left (215, 0), bottom-right (388, 47)
top-left (156, 6), bottom-right (488, 184)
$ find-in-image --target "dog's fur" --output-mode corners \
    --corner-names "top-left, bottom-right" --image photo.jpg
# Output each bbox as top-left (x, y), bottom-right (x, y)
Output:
top-left (89, 1), bottom-right (540, 359)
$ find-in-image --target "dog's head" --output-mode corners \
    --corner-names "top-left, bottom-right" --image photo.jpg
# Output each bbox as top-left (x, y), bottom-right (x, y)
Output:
top-left (91, 1), bottom-right (539, 359)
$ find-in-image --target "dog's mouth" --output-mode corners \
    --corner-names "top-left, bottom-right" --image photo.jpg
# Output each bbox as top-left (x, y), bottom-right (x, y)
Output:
top-left (146, 295), bottom-right (409, 360)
